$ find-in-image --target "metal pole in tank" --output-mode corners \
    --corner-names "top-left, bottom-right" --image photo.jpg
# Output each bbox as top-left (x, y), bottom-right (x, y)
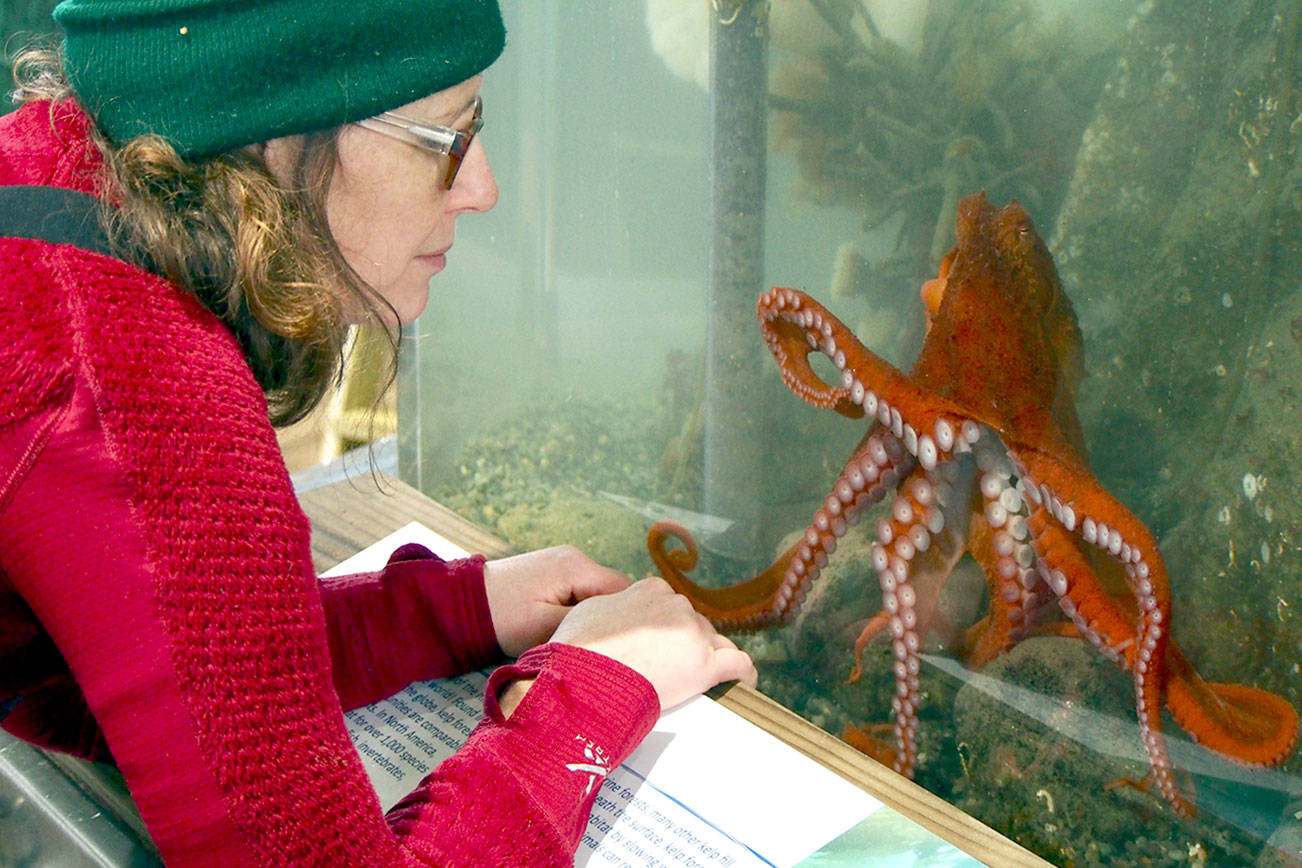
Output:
top-left (704, 0), bottom-right (769, 561)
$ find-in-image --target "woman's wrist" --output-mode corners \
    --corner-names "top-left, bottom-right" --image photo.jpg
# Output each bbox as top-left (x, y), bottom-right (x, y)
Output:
top-left (497, 676), bottom-right (537, 718)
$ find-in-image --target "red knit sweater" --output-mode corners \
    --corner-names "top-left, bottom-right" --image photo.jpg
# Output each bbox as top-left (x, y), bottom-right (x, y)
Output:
top-left (0, 100), bottom-right (658, 867)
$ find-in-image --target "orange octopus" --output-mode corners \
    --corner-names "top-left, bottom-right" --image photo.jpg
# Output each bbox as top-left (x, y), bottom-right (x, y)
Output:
top-left (649, 192), bottom-right (1297, 816)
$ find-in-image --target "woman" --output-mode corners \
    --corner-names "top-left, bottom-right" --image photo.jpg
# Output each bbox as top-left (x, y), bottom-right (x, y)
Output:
top-left (0, 0), bottom-right (756, 865)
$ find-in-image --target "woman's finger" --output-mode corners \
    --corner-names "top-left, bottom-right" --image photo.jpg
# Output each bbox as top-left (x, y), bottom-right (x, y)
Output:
top-left (709, 631), bottom-right (739, 651)
top-left (712, 647), bottom-right (758, 688)
top-left (566, 568), bottom-right (633, 600)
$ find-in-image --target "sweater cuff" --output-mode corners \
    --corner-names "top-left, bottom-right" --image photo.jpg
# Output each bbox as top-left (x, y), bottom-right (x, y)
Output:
top-left (386, 543), bottom-right (501, 672)
top-left (321, 544), bottom-right (503, 710)
top-left (480, 643), bottom-right (659, 839)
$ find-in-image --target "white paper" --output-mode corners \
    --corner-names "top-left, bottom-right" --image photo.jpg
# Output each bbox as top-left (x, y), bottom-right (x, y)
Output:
top-left (328, 522), bottom-right (952, 867)
top-left (322, 521), bottom-right (472, 574)
top-left (344, 672), bottom-right (486, 811)
top-left (617, 698), bottom-right (881, 867)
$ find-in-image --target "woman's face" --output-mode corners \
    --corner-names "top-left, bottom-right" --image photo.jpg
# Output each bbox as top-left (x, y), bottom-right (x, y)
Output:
top-left (323, 75), bottom-right (498, 324)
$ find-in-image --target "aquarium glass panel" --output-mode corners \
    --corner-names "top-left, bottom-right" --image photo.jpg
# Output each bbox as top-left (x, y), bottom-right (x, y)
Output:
top-left (399, 2), bottom-right (1302, 865)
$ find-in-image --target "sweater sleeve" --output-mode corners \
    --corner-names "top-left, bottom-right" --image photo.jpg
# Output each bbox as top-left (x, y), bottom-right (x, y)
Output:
top-left (388, 644), bottom-right (659, 865)
top-left (319, 544), bottom-right (504, 710)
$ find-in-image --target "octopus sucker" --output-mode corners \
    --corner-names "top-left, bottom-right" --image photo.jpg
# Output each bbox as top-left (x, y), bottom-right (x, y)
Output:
top-left (934, 418), bottom-right (955, 451)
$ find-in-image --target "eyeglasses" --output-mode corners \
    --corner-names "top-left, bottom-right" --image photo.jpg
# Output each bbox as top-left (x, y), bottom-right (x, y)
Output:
top-left (356, 96), bottom-right (484, 189)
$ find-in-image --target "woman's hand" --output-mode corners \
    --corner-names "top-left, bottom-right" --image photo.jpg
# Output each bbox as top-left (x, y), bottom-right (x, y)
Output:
top-left (549, 577), bottom-right (758, 711)
top-left (483, 545), bottom-right (632, 657)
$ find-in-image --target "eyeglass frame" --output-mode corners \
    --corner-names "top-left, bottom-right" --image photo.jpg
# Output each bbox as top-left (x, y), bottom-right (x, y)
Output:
top-left (355, 96), bottom-right (484, 189)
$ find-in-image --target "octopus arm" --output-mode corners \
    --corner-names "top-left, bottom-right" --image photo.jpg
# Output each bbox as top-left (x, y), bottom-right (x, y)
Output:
top-left (649, 426), bottom-right (913, 632)
top-left (1163, 644), bottom-right (1300, 768)
top-left (1013, 447), bottom-right (1191, 814)
top-left (647, 520), bottom-right (798, 630)
top-left (759, 287), bottom-right (920, 420)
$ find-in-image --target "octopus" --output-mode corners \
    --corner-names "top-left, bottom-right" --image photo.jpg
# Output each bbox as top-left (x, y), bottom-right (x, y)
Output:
top-left (649, 192), bottom-right (1298, 817)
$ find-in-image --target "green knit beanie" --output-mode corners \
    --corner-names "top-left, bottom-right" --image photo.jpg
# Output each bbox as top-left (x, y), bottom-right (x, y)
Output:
top-left (53, 0), bottom-right (505, 157)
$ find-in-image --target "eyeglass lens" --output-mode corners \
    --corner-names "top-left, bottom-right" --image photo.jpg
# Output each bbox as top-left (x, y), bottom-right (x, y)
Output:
top-left (444, 100), bottom-right (484, 189)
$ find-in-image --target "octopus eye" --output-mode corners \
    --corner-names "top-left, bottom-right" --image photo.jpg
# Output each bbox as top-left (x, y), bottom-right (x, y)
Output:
top-left (1017, 222), bottom-right (1031, 238)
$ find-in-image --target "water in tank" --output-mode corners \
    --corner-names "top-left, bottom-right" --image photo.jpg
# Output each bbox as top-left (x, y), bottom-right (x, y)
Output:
top-left (399, 2), bottom-right (1302, 864)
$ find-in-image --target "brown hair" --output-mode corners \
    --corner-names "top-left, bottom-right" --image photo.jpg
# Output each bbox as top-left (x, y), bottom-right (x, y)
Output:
top-left (10, 46), bottom-right (397, 427)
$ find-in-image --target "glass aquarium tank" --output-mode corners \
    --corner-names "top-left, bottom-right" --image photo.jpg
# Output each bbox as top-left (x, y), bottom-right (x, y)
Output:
top-left (398, 2), bottom-right (1302, 865)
